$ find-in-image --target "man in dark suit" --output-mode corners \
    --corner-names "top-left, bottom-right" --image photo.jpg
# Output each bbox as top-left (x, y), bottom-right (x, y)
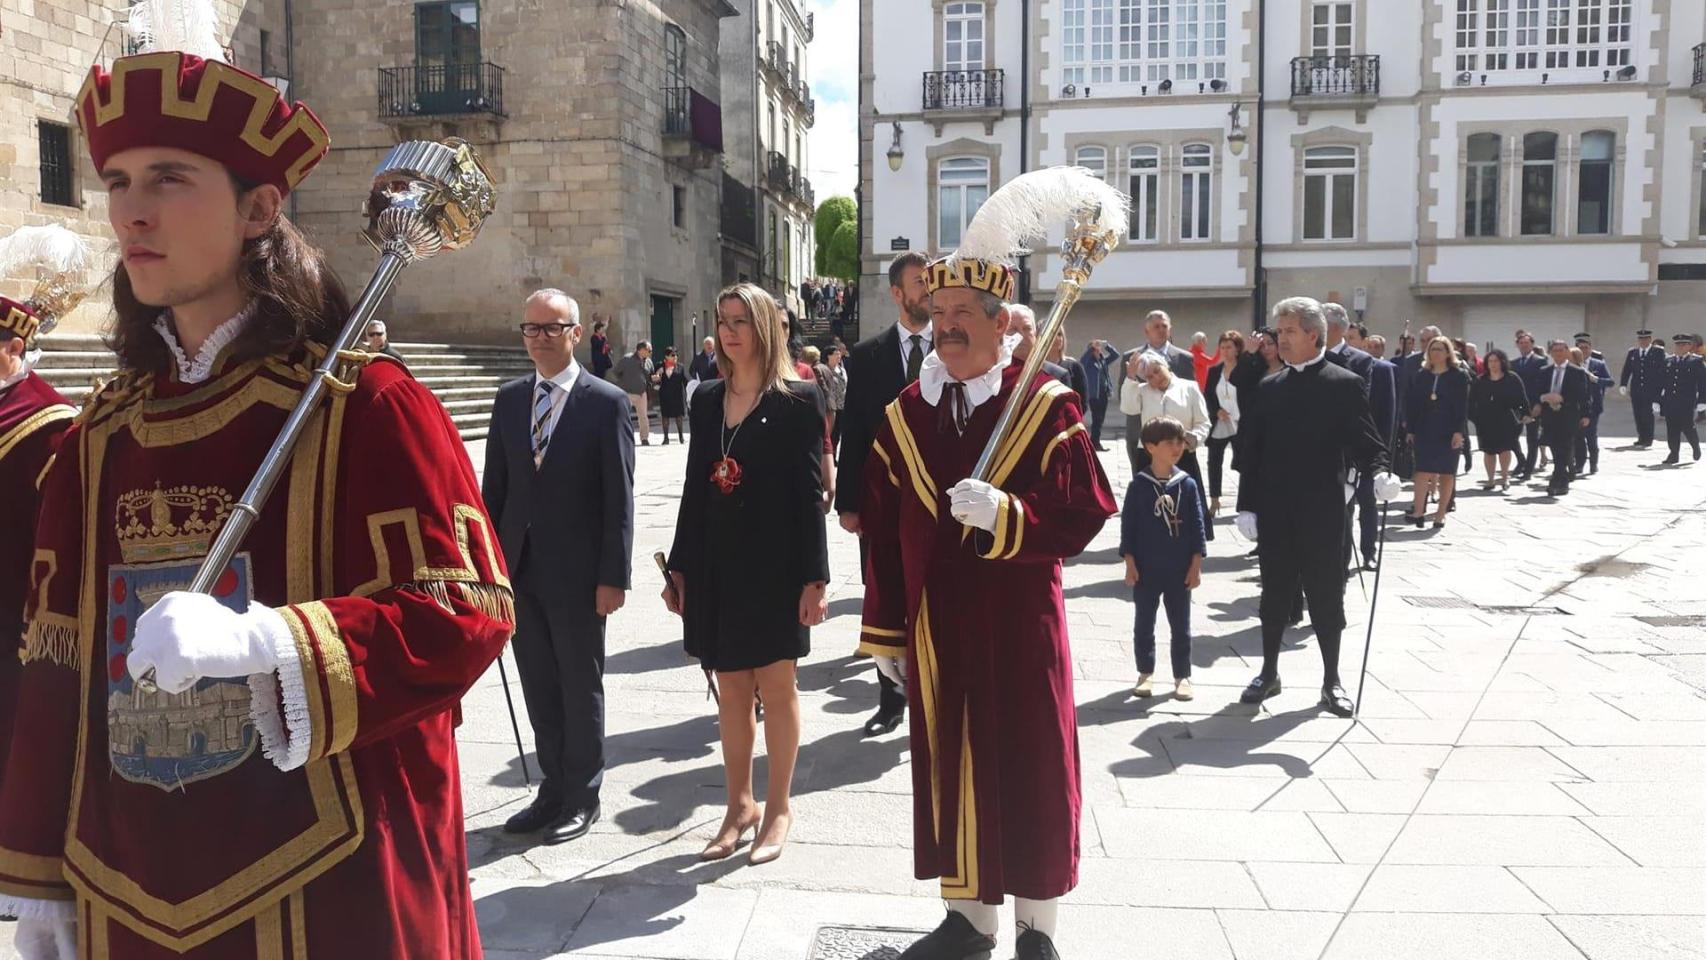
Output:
top-left (483, 289), bottom-right (636, 845)
top-left (689, 336), bottom-right (720, 382)
top-left (1510, 330), bottom-right (1552, 480)
top-left (1008, 303), bottom-right (1074, 385)
top-left (1322, 303), bottom-right (1395, 573)
top-left (1619, 329), bottom-right (1668, 447)
top-left (1531, 339), bottom-right (1591, 496)
top-left (836, 251), bottom-right (932, 737)
top-left (1573, 334), bottom-right (1614, 475)
top-left (1078, 339), bottom-right (1121, 450)
top-left (1235, 297), bottom-right (1397, 717)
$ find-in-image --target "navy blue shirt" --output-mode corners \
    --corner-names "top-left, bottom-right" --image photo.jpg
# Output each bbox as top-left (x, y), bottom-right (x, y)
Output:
top-left (1118, 469), bottom-right (1207, 585)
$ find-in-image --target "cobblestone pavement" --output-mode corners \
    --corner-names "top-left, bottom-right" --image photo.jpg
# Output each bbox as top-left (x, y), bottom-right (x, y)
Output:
top-left (7, 404), bottom-right (1705, 959)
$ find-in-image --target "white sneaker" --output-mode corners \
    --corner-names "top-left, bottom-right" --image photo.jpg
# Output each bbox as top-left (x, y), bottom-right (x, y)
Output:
top-left (1175, 678), bottom-right (1195, 701)
top-left (1133, 674), bottom-right (1154, 698)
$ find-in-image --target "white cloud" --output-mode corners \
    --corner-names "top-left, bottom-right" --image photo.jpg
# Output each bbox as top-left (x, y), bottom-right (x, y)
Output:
top-left (804, 0), bottom-right (859, 201)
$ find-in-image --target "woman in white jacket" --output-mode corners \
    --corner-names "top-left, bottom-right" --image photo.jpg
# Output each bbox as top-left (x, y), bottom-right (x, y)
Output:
top-left (1122, 351), bottom-right (1215, 538)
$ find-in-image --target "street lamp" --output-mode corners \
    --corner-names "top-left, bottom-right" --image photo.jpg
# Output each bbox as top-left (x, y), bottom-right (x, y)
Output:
top-left (1226, 102), bottom-right (1247, 156)
top-left (887, 121), bottom-right (904, 172)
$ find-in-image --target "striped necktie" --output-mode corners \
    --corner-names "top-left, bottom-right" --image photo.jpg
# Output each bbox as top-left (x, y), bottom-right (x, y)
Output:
top-left (532, 380), bottom-right (558, 467)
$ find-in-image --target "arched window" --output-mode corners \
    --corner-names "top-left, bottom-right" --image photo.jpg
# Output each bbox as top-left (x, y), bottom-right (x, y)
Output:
top-left (1576, 130), bottom-right (1614, 236)
top-left (944, 2), bottom-right (986, 74)
top-left (1128, 145), bottom-right (1160, 242)
top-left (1465, 133), bottom-right (1501, 238)
top-left (1075, 145), bottom-right (1108, 182)
top-left (938, 156), bottom-right (991, 247)
top-left (1180, 143), bottom-right (1212, 242)
top-left (1520, 132), bottom-right (1557, 236)
top-left (1302, 146), bottom-right (1357, 241)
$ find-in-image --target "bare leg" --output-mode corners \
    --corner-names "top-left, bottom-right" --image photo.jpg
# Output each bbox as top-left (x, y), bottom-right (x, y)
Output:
top-left (1483, 453), bottom-right (1496, 484)
top-left (1498, 451), bottom-right (1512, 486)
top-left (1435, 473), bottom-right (1456, 522)
top-left (704, 670), bottom-right (761, 859)
top-left (1410, 472), bottom-right (1431, 518)
top-left (751, 660), bottom-right (801, 861)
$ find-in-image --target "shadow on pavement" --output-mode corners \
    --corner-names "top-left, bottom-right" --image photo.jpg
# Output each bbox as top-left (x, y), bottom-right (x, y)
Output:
top-left (1104, 702), bottom-right (1333, 781)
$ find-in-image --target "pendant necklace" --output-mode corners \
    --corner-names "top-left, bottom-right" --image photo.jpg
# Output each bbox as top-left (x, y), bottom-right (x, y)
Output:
top-left (712, 391), bottom-right (750, 495)
top-left (1430, 373), bottom-right (1440, 402)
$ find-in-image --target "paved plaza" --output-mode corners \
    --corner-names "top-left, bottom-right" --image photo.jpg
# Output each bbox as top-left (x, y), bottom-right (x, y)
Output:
top-left (7, 405), bottom-right (1705, 959)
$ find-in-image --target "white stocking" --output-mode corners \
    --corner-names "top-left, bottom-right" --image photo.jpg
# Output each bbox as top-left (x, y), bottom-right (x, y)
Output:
top-left (946, 899), bottom-right (1000, 936)
top-left (1014, 897), bottom-right (1059, 939)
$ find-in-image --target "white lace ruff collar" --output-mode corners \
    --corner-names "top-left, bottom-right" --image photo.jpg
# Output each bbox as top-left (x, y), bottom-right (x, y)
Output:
top-left (153, 302), bottom-right (257, 385)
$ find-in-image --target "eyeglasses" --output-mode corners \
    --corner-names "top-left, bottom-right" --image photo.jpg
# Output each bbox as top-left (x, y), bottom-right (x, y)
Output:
top-left (364, 332), bottom-right (384, 339)
top-left (520, 323), bottom-right (573, 338)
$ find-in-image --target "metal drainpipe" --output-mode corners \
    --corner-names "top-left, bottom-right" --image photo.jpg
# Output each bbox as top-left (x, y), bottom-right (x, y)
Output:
top-left (1017, 0), bottom-right (1031, 301)
top-left (1250, 0), bottom-right (1266, 331)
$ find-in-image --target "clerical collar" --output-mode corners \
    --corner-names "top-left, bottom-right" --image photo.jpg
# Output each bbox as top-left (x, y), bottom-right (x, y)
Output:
top-left (154, 302), bottom-right (257, 385)
top-left (0, 349), bottom-right (40, 393)
top-left (1286, 346), bottom-right (1328, 373)
top-left (918, 334), bottom-right (1015, 411)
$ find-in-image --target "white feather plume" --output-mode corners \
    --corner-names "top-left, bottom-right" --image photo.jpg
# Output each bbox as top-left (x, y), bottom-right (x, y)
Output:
top-left (0, 226), bottom-right (92, 280)
top-left (952, 167), bottom-right (1131, 266)
top-left (124, 0), bottom-right (227, 62)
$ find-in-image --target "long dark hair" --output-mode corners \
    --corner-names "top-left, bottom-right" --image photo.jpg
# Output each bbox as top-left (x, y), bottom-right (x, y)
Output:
top-left (109, 180), bottom-right (350, 376)
top-left (1482, 348), bottom-right (1511, 378)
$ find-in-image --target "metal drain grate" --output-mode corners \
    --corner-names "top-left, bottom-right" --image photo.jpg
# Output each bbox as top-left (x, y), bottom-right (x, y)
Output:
top-left (808, 927), bottom-right (921, 959)
top-left (1405, 597), bottom-right (1572, 615)
top-left (1638, 615), bottom-right (1706, 628)
top-left (1405, 596), bottom-right (1479, 609)
top-left (1481, 605), bottom-right (1571, 616)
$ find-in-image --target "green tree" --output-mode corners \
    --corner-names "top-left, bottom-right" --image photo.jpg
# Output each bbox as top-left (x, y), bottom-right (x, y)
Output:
top-left (814, 196), bottom-right (856, 275)
top-left (825, 219), bottom-right (859, 282)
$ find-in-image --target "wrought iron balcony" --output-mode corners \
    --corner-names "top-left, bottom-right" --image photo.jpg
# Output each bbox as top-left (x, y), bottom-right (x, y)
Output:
top-left (764, 40), bottom-right (789, 79)
top-left (664, 86), bottom-right (724, 168)
top-left (922, 69), bottom-right (1005, 111)
top-left (765, 150), bottom-right (813, 209)
top-left (1693, 43), bottom-right (1705, 97)
top-left (803, 11), bottom-right (815, 42)
top-left (1290, 55), bottom-right (1380, 99)
top-left (378, 61), bottom-right (506, 119)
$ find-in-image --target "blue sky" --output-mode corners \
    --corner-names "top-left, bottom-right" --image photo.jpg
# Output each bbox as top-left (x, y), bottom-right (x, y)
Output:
top-left (805, 0), bottom-right (857, 201)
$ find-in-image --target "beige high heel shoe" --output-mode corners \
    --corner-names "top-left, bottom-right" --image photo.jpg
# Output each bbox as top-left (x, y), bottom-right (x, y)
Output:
top-left (749, 810), bottom-right (792, 866)
top-left (700, 809), bottom-right (761, 862)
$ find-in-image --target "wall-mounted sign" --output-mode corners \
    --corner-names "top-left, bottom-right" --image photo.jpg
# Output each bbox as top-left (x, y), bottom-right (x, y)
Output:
top-left (890, 237), bottom-right (911, 252)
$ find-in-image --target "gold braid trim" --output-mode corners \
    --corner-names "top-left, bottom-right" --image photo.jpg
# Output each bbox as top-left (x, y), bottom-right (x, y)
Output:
top-left (400, 580), bottom-right (516, 627)
top-left (19, 616), bottom-right (79, 670)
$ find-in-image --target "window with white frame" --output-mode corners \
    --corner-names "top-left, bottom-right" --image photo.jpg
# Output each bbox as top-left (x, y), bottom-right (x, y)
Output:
top-left (1454, 0), bottom-right (1630, 73)
top-left (1576, 130), bottom-right (1614, 235)
top-left (1128, 146), bottom-right (1160, 242)
top-left (1312, 2), bottom-right (1353, 60)
top-left (938, 157), bottom-right (991, 248)
top-left (1076, 145), bottom-right (1108, 181)
top-left (1464, 133), bottom-right (1501, 238)
top-left (1521, 131), bottom-right (1558, 236)
top-left (1064, 0), bottom-right (1226, 86)
top-left (1302, 146), bottom-right (1356, 241)
top-left (944, 2), bottom-right (985, 74)
top-left (1698, 142), bottom-right (1706, 238)
top-left (1180, 143), bottom-right (1212, 241)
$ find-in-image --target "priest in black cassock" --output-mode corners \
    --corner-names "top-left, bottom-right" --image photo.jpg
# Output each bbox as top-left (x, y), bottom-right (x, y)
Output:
top-left (1234, 297), bottom-right (1400, 717)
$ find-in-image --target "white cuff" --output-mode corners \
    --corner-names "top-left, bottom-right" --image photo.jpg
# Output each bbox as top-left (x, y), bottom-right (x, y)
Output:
top-left (0, 894), bottom-right (74, 921)
top-left (247, 606), bottom-right (312, 772)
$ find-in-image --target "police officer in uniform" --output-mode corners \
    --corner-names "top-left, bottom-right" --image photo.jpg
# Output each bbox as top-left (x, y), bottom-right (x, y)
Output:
top-left (1659, 333), bottom-right (1705, 465)
top-left (1618, 329), bottom-right (1667, 448)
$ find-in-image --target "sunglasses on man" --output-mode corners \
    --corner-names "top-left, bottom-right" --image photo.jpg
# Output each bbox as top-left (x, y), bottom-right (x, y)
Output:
top-left (520, 322), bottom-right (577, 338)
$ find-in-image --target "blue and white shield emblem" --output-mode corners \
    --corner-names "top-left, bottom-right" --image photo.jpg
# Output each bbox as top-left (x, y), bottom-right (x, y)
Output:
top-left (106, 555), bottom-right (259, 790)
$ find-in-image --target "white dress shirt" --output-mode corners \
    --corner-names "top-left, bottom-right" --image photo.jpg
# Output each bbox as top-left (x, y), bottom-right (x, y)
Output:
top-left (533, 359), bottom-right (582, 440)
top-left (1119, 374), bottom-right (1211, 447)
top-left (896, 321), bottom-right (934, 376)
top-left (1211, 372), bottom-right (1240, 439)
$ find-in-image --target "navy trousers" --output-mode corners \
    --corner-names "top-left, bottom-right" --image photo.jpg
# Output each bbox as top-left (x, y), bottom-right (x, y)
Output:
top-left (1133, 580), bottom-right (1193, 679)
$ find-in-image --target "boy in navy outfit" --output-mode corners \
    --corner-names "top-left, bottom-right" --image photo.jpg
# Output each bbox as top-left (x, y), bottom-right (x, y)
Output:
top-left (1121, 416), bottom-right (1207, 700)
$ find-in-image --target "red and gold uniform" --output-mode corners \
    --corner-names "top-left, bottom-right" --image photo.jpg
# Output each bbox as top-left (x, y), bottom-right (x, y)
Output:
top-left (857, 360), bottom-right (1116, 904)
top-left (0, 346), bottom-right (512, 957)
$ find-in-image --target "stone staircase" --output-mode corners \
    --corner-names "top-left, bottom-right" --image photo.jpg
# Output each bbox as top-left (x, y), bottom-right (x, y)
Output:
top-left (32, 335), bottom-right (532, 442)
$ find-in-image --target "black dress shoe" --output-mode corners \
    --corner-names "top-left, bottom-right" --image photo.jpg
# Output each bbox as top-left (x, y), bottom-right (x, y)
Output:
top-left (897, 911), bottom-right (996, 960)
top-left (1320, 684), bottom-right (1354, 718)
top-left (862, 702), bottom-right (905, 737)
top-left (544, 804), bottom-right (601, 845)
top-left (1240, 675), bottom-right (1281, 704)
top-left (502, 795), bottom-right (562, 834)
top-left (1015, 927), bottom-right (1063, 960)
top-left (1662, 455), bottom-right (1680, 465)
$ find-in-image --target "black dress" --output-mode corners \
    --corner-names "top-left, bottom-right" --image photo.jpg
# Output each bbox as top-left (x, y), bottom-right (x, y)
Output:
top-left (1468, 373), bottom-right (1529, 454)
top-left (657, 365), bottom-right (688, 418)
top-left (667, 380), bottom-right (830, 672)
top-left (1405, 367), bottom-right (1470, 474)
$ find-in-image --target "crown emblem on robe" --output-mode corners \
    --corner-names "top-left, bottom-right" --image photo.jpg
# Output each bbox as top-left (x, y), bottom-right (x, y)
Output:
top-left (115, 485), bottom-right (234, 563)
top-left (925, 256), bottom-right (1016, 302)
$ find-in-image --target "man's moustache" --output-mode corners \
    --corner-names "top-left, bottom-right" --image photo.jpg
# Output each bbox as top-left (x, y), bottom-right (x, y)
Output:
top-left (937, 332), bottom-right (970, 346)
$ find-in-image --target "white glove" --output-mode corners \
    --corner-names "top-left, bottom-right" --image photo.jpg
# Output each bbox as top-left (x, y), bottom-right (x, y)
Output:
top-left (1343, 481), bottom-right (1356, 504)
top-left (15, 916), bottom-right (77, 960)
top-left (1618, 385), bottom-right (1629, 397)
top-left (1372, 472), bottom-right (1403, 501)
top-left (128, 592), bottom-right (288, 695)
top-left (1654, 403), bottom-right (1662, 413)
top-left (947, 478), bottom-right (1004, 533)
top-left (873, 654), bottom-right (908, 687)
top-left (1235, 512), bottom-right (1259, 541)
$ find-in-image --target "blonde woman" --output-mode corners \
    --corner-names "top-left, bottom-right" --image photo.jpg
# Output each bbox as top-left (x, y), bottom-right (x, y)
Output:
top-left (664, 284), bottom-right (829, 866)
top-left (1403, 336), bottom-right (1470, 528)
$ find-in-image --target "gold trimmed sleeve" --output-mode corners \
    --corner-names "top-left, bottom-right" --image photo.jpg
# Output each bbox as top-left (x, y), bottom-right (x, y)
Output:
top-left (1040, 422), bottom-right (1087, 476)
top-left (856, 623), bottom-right (908, 658)
top-left (974, 494), bottom-right (1026, 561)
top-left (252, 601), bottom-right (358, 772)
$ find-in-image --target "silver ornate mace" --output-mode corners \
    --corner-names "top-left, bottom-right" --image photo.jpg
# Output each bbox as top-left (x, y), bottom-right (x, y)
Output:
top-left (135, 138), bottom-right (496, 693)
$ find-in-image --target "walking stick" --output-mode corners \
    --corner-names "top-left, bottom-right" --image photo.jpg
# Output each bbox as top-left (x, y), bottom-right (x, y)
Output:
top-left (1352, 496), bottom-right (1390, 718)
top-left (133, 139), bottom-right (497, 693)
top-left (496, 655), bottom-right (531, 786)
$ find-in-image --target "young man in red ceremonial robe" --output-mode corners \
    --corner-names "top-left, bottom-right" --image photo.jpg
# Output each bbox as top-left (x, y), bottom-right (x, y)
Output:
top-left (857, 256), bottom-right (1117, 960)
top-left (0, 21), bottom-right (513, 960)
top-left (0, 268), bottom-right (78, 782)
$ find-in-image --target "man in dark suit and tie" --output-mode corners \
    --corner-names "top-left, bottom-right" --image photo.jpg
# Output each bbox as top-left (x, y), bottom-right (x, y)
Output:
top-left (1510, 330), bottom-right (1552, 480)
top-left (1322, 303), bottom-right (1395, 573)
top-left (1531, 339), bottom-right (1591, 496)
top-left (836, 251), bottom-right (932, 737)
top-left (483, 289), bottom-right (636, 844)
top-left (1619, 329), bottom-right (1667, 448)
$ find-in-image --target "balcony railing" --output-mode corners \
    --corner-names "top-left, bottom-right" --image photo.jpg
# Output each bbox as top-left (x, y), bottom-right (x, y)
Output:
top-left (664, 86), bottom-right (724, 155)
top-left (1694, 43), bottom-right (1704, 89)
top-left (377, 61), bottom-right (506, 119)
top-left (922, 69), bottom-right (1005, 110)
top-left (720, 172), bottom-right (757, 249)
top-left (765, 151), bottom-right (814, 209)
top-left (1290, 55), bottom-right (1380, 98)
top-left (764, 40), bottom-right (788, 78)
